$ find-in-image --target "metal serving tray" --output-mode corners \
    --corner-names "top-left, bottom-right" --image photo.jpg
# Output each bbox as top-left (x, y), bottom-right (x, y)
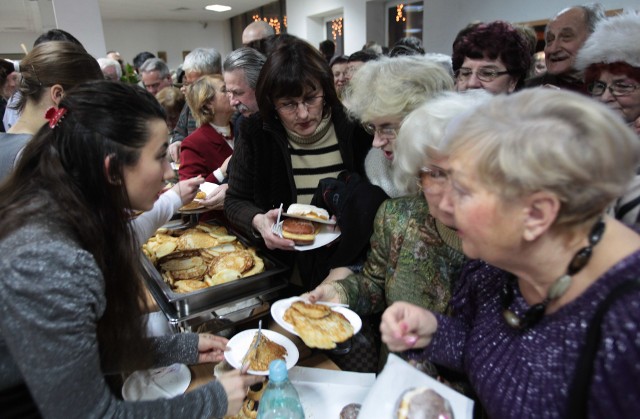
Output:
top-left (141, 225), bottom-right (290, 322)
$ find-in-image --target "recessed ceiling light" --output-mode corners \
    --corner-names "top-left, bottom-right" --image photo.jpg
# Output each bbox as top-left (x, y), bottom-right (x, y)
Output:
top-left (205, 4), bottom-right (231, 12)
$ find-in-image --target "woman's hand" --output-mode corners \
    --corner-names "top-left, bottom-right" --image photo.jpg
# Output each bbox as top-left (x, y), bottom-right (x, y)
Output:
top-left (217, 370), bottom-right (264, 416)
top-left (220, 155), bottom-right (232, 179)
top-left (168, 141), bottom-right (182, 163)
top-left (196, 333), bottom-right (229, 363)
top-left (201, 184), bottom-right (228, 210)
top-left (380, 302), bottom-right (438, 352)
top-left (306, 283), bottom-right (342, 304)
top-left (171, 176), bottom-right (204, 205)
top-left (252, 210), bottom-right (295, 250)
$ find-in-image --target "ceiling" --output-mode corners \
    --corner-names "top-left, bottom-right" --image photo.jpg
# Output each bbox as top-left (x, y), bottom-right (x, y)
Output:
top-left (0, 0), bottom-right (276, 32)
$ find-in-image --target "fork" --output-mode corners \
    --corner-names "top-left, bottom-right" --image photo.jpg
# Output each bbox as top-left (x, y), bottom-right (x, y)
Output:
top-left (242, 319), bottom-right (262, 371)
top-left (270, 203), bottom-right (284, 238)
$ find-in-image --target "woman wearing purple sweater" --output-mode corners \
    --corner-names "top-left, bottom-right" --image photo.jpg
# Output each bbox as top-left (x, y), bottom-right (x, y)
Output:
top-left (380, 89), bottom-right (640, 418)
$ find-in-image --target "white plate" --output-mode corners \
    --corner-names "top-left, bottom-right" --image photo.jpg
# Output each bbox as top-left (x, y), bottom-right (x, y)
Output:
top-left (270, 296), bottom-right (362, 337)
top-left (122, 363), bottom-right (191, 401)
top-left (224, 329), bottom-right (299, 376)
top-left (282, 212), bottom-right (337, 225)
top-left (293, 224), bottom-right (341, 251)
top-left (177, 182), bottom-right (219, 213)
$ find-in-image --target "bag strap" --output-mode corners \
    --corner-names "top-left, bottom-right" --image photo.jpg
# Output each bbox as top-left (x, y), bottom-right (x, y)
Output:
top-left (566, 278), bottom-right (640, 418)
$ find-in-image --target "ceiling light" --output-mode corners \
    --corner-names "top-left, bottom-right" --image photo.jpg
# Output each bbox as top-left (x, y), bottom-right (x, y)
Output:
top-left (205, 4), bottom-right (231, 12)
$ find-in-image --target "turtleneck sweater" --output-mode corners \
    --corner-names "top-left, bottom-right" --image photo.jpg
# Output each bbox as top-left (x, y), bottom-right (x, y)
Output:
top-left (285, 115), bottom-right (345, 204)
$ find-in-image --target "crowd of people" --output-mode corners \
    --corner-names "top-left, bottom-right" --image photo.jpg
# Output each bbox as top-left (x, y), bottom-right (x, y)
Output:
top-left (1, 4), bottom-right (639, 418)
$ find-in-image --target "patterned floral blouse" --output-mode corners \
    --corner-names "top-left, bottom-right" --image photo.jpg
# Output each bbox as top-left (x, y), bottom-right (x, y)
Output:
top-left (333, 194), bottom-right (466, 316)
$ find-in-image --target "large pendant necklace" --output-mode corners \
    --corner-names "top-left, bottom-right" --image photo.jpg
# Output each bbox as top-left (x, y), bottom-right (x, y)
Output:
top-left (501, 216), bottom-right (606, 330)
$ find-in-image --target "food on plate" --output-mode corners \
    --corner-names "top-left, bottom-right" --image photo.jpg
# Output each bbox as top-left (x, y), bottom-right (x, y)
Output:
top-left (396, 387), bottom-right (454, 419)
top-left (283, 301), bottom-right (354, 349)
top-left (241, 332), bottom-right (288, 372)
top-left (142, 223), bottom-right (265, 293)
top-left (340, 403), bottom-right (362, 419)
top-left (289, 300), bottom-right (332, 319)
top-left (179, 190), bottom-right (207, 211)
top-left (286, 203), bottom-right (330, 221)
top-left (281, 218), bottom-right (318, 245)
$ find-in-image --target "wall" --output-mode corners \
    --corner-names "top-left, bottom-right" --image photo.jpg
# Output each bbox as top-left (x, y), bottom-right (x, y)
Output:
top-left (102, 20), bottom-right (232, 70)
top-left (0, 19), bottom-right (232, 71)
top-left (286, 0), bottom-right (369, 55)
top-left (421, 0), bottom-right (638, 54)
top-left (285, 0), bottom-right (639, 55)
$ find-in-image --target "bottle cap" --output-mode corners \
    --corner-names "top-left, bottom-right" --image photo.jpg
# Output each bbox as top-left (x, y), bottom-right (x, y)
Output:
top-left (268, 359), bottom-right (287, 382)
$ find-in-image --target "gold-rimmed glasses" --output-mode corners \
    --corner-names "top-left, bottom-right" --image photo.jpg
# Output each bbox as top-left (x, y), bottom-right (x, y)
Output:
top-left (417, 166), bottom-right (449, 193)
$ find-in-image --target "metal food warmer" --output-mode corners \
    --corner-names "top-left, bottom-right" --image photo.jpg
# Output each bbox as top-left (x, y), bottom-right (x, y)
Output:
top-left (141, 218), bottom-right (291, 333)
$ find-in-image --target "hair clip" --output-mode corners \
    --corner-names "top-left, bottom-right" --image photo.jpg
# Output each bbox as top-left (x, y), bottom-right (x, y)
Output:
top-left (45, 106), bottom-right (67, 129)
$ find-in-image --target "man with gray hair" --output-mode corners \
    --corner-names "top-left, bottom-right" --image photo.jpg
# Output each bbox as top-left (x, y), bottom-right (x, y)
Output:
top-left (525, 3), bottom-right (605, 92)
top-left (223, 47), bottom-right (266, 120)
top-left (242, 20), bottom-right (275, 46)
top-left (139, 58), bottom-right (172, 95)
top-left (97, 57), bottom-right (122, 81)
top-left (168, 47), bottom-right (222, 162)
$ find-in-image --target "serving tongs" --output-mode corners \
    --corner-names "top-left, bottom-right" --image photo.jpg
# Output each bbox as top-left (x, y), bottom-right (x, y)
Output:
top-left (241, 319), bottom-right (262, 371)
top-left (270, 203), bottom-right (284, 238)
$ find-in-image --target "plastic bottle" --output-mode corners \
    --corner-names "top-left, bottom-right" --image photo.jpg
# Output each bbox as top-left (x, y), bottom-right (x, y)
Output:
top-left (257, 359), bottom-right (305, 419)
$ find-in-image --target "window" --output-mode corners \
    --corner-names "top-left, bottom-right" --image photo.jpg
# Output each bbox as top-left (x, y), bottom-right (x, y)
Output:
top-left (387, 2), bottom-right (424, 48)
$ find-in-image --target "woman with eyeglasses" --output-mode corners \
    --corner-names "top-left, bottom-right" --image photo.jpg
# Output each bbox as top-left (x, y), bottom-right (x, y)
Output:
top-left (452, 20), bottom-right (531, 95)
top-left (224, 36), bottom-right (375, 290)
top-left (307, 91), bottom-right (491, 373)
top-left (576, 12), bottom-right (640, 225)
top-left (380, 89), bottom-right (640, 418)
top-left (341, 55), bottom-right (453, 198)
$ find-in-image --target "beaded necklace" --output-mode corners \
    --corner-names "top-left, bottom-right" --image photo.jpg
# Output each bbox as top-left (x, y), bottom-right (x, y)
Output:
top-left (501, 217), bottom-right (606, 330)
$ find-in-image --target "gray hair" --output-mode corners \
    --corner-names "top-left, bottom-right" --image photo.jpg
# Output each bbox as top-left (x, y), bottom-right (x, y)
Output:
top-left (343, 55), bottom-right (454, 123)
top-left (393, 90), bottom-right (492, 194)
top-left (443, 89), bottom-right (640, 230)
top-left (182, 47), bottom-right (222, 75)
top-left (548, 3), bottom-right (605, 35)
top-left (139, 58), bottom-right (170, 78)
top-left (97, 57), bottom-right (122, 79)
top-left (223, 47), bottom-right (267, 90)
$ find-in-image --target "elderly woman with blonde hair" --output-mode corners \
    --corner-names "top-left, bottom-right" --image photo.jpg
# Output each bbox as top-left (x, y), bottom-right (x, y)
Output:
top-left (342, 55), bottom-right (453, 197)
top-left (178, 74), bottom-right (234, 209)
top-left (381, 89), bottom-right (640, 417)
top-left (307, 90), bottom-right (491, 372)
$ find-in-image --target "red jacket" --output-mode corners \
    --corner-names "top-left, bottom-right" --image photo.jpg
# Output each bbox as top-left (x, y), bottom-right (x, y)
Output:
top-left (178, 123), bottom-right (233, 183)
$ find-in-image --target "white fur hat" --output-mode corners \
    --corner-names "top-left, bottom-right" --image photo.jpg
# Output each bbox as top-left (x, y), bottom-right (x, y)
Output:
top-left (575, 11), bottom-right (640, 71)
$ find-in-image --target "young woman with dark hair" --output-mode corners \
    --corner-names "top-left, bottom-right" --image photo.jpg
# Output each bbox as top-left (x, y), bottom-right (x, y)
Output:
top-left (0, 80), bottom-right (260, 418)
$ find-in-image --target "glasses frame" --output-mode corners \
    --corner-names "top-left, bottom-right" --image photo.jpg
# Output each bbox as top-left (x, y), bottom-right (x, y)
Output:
top-left (275, 95), bottom-right (324, 115)
top-left (362, 123), bottom-right (398, 139)
top-left (417, 166), bottom-right (449, 193)
top-left (588, 80), bottom-right (640, 97)
top-left (455, 68), bottom-right (511, 83)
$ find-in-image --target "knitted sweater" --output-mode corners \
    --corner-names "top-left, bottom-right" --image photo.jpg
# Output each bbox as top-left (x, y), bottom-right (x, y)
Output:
top-left (334, 194), bottom-right (465, 315)
top-left (225, 105), bottom-right (372, 242)
top-left (419, 254), bottom-right (640, 419)
top-left (0, 215), bottom-right (229, 418)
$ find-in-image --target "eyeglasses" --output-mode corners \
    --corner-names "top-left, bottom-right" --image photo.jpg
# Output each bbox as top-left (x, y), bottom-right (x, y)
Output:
top-left (362, 123), bottom-right (398, 139)
top-left (588, 81), bottom-right (640, 97)
top-left (276, 95), bottom-right (324, 115)
top-left (417, 166), bottom-right (449, 193)
top-left (455, 68), bottom-right (511, 83)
